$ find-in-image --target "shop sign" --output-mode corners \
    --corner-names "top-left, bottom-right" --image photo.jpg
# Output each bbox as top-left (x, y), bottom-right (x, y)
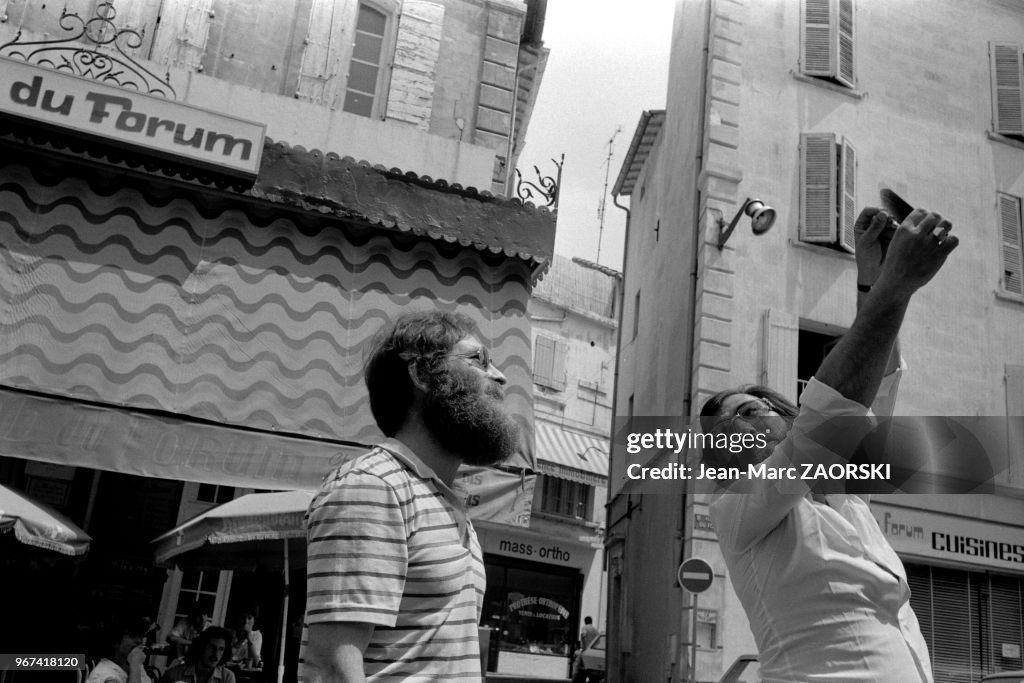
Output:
top-left (0, 57), bottom-right (265, 178)
top-left (871, 502), bottom-right (1024, 573)
top-left (482, 531), bottom-right (586, 568)
top-left (507, 596), bottom-right (570, 620)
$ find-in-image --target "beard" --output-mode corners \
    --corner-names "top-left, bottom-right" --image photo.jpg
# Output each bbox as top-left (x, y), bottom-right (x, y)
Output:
top-left (421, 362), bottom-right (520, 467)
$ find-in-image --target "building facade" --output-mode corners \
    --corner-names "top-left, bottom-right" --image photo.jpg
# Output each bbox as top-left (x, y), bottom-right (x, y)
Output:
top-left (608, 2), bottom-right (1024, 682)
top-left (477, 254), bottom-right (619, 677)
top-left (0, 0), bottom-right (554, 671)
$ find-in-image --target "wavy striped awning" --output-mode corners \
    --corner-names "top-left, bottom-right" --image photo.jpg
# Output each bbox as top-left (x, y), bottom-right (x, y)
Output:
top-left (534, 421), bottom-right (609, 487)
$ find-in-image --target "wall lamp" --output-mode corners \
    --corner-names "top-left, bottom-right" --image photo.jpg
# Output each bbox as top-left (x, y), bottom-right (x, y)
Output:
top-left (716, 197), bottom-right (777, 249)
top-left (577, 446), bottom-right (607, 462)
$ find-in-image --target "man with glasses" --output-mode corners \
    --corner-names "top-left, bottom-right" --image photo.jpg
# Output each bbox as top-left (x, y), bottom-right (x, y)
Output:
top-left (300, 310), bottom-right (520, 682)
top-left (700, 206), bottom-right (957, 682)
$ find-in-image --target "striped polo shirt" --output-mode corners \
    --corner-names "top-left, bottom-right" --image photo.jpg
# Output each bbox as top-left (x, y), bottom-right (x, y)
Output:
top-left (299, 439), bottom-right (485, 682)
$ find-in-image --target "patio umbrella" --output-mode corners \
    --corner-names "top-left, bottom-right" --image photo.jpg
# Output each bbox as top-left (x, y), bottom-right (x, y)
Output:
top-left (0, 482), bottom-right (91, 556)
top-left (152, 489), bottom-right (315, 683)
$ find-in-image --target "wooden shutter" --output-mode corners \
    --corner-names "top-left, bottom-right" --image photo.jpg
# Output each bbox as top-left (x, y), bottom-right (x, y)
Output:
top-left (761, 309), bottom-right (799, 403)
top-left (801, 0), bottom-right (834, 77)
top-left (999, 193), bottom-right (1024, 295)
top-left (385, 1), bottom-right (445, 128)
top-left (835, 0), bottom-right (855, 87)
top-left (295, 0), bottom-right (349, 106)
top-left (1007, 364), bottom-right (1024, 486)
top-left (990, 42), bottom-right (1024, 136)
top-left (837, 138), bottom-right (857, 252)
top-left (551, 340), bottom-right (568, 391)
top-left (800, 132), bottom-right (838, 244)
top-left (149, 0), bottom-right (213, 72)
top-left (533, 336), bottom-right (556, 386)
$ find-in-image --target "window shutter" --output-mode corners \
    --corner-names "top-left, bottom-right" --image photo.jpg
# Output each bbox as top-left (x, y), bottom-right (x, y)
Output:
top-left (800, 132), bottom-right (838, 244)
top-left (1007, 365), bottom-right (1024, 485)
top-left (802, 0), bottom-right (834, 77)
top-left (835, 0), bottom-right (855, 87)
top-left (385, 1), bottom-right (445, 128)
top-left (837, 138), bottom-right (857, 253)
top-left (999, 193), bottom-right (1024, 295)
top-left (295, 0), bottom-right (347, 106)
top-left (990, 42), bottom-right (1024, 136)
top-left (149, 0), bottom-right (213, 72)
top-left (761, 309), bottom-right (799, 404)
top-left (533, 336), bottom-right (556, 386)
top-left (552, 340), bottom-right (568, 391)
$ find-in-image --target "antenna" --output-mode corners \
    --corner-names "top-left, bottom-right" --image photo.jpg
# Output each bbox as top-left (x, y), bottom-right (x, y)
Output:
top-left (597, 125), bottom-right (622, 264)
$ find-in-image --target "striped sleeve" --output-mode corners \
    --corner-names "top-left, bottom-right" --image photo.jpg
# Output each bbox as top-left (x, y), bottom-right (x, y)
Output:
top-left (305, 468), bottom-right (408, 626)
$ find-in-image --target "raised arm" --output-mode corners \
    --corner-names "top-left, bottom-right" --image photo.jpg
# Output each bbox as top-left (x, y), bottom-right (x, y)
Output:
top-left (816, 207), bottom-right (958, 406)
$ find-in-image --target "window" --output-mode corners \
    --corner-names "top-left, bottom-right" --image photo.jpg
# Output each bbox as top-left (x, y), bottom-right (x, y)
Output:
top-left (801, 0), bottom-right (855, 88)
top-left (344, 3), bottom-right (393, 117)
top-left (990, 42), bottom-right (1024, 139)
top-left (533, 336), bottom-right (567, 391)
top-left (799, 132), bottom-right (857, 252)
top-left (696, 609), bottom-right (719, 649)
top-left (196, 484), bottom-right (235, 504)
top-left (999, 192), bottom-right (1023, 295)
top-left (539, 475), bottom-right (592, 520)
top-left (798, 328), bottom-right (840, 399)
top-left (175, 570), bottom-right (220, 621)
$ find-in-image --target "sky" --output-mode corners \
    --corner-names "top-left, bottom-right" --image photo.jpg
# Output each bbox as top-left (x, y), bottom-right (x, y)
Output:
top-left (517, 0), bottom-right (677, 271)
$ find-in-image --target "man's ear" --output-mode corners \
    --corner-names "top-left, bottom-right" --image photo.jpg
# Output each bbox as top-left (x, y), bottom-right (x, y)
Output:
top-left (407, 359), bottom-right (431, 393)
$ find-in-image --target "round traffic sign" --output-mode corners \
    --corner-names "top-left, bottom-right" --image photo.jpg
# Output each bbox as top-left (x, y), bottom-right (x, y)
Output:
top-left (677, 557), bottom-right (714, 593)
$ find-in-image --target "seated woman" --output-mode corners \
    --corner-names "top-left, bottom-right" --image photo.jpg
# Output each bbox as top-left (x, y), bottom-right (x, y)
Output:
top-left (86, 616), bottom-right (152, 683)
top-left (230, 612), bottom-right (263, 670)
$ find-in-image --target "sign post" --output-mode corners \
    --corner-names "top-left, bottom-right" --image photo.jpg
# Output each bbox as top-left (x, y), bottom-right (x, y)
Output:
top-left (677, 557), bottom-right (714, 683)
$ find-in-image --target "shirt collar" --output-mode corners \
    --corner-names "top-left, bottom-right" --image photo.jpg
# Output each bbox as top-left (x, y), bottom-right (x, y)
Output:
top-left (378, 438), bottom-right (472, 517)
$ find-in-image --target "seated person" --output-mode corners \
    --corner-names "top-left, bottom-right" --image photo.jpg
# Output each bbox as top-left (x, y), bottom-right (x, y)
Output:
top-left (160, 627), bottom-right (236, 683)
top-left (166, 610), bottom-right (211, 665)
top-left (87, 616), bottom-right (152, 683)
top-left (229, 612), bottom-right (263, 670)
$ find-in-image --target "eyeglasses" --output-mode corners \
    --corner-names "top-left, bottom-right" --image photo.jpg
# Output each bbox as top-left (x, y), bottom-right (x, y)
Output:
top-left (714, 397), bottom-right (777, 430)
top-left (446, 347), bottom-right (493, 370)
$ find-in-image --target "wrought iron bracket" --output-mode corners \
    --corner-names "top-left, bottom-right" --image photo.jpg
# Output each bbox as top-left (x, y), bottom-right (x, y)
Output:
top-left (0, 1), bottom-right (176, 99)
top-left (516, 153), bottom-right (563, 210)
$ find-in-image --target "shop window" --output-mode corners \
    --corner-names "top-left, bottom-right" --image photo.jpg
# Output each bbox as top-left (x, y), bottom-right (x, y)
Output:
top-left (801, 0), bottom-right (855, 88)
top-left (540, 475), bottom-right (592, 521)
top-left (799, 132), bottom-right (857, 253)
top-left (907, 562), bottom-right (1024, 682)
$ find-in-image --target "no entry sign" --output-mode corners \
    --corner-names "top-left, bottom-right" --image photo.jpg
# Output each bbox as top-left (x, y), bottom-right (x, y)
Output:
top-left (677, 557), bottom-right (714, 593)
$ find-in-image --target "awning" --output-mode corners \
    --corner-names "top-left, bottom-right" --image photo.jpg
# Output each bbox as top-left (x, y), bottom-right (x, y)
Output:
top-left (534, 421), bottom-right (609, 487)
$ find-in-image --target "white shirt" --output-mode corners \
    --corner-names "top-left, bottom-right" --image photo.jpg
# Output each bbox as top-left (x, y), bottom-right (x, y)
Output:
top-left (710, 375), bottom-right (932, 683)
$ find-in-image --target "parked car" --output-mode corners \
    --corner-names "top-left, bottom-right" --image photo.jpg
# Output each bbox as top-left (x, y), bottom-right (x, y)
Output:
top-left (980, 672), bottom-right (1024, 683)
top-left (571, 633), bottom-right (605, 683)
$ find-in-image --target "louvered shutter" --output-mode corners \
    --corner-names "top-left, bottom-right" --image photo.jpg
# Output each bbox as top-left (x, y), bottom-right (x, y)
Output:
top-left (802, 0), bottom-right (833, 77)
top-left (1007, 365), bottom-right (1024, 485)
top-left (835, 0), bottom-right (855, 87)
top-left (149, 0), bottom-right (213, 72)
top-left (761, 309), bottom-right (799, 403)
top-left (800, 133), bottom-right (838, 244)
top-left (837, 138), bottom-right (857, 252)
top-left (295, 0), bottom-right (348, 106)
top-left (931, 567), bottom-right (977, 681)
top-left (991, 42), bottom-right (1024, 136)
top-left (999, 193), bottom-right (1024, 295)
top-left (988, 574), bottom-right (1024, 674)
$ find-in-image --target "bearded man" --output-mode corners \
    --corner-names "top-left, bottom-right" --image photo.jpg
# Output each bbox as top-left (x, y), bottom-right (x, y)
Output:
top-left (300, 310), bottom-right (520, 683)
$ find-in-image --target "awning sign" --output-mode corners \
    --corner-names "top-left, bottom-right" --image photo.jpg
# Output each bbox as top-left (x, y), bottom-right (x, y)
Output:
top-left (0, 56), bottom-right (265, 178)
